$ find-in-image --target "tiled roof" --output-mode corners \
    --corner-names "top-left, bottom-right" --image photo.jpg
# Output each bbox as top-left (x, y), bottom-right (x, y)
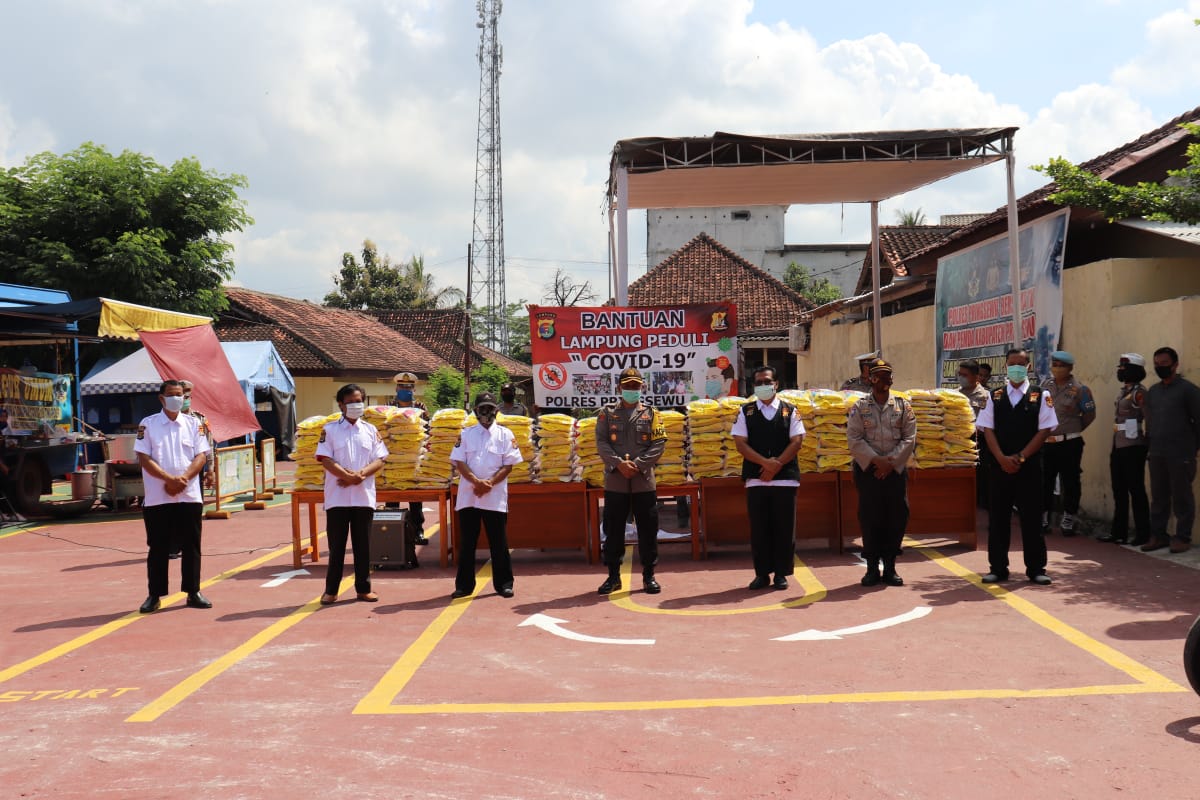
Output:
top-left (212, 321), bottom-right (326, 370)
top-left (220, 287), bottom-right (444, 376)
top-left (908, 105), bottom-right (1200, 262)
top-left (367, 309), bottom-right (532, 378)
top-left (628, 232), bottom-right (813, 332)
top-left (855, 225), bottom-right (960, 294)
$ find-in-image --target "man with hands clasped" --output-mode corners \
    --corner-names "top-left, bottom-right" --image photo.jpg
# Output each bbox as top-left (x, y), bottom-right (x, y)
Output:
top-left (975, 348), bottom-right (1059, 586)
top-left (315, 384), bottom-right (388, 605)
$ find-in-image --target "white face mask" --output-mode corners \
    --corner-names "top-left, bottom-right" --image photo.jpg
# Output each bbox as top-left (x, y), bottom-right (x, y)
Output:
top-left (162, 395), bottom-right (185, 413)
top-left (343, 402), bottom-right (365, 420)
top-left (753, 384), bottom-right (776, 402)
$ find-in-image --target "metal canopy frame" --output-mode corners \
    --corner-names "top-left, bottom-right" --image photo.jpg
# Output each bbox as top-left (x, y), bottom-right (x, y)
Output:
top-left (606, 127), bottom-right (1023, 351)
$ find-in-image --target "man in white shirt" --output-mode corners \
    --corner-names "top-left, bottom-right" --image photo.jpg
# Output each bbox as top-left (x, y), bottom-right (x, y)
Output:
top-left (316, 384), bottom-right (388, 605)
top-left (976, 347), bottom-right (1060, 585)
top-left (731, 365), bottom-right (806, 591)
top-left (450, 391), bottom-right (523, 599)
top-left (134, 380), bottom-right (212, 613)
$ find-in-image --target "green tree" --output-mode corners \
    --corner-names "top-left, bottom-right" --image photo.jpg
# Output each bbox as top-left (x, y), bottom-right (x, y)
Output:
top-left (1035, 123), bottom-right (1200, 224)
top-left (0, 142), bottom-right (251, 316)
top-left (424, 364), bottom-right (465, 411)
top-left (324, 240), bottom-right (416, 309)
top-left (468, 359), bottom-right (511, 401)
top-left (467, 300), bottom-right (531, 364)
top-left (325, 245), bottom-right (463, 310)
top-left (405, 255), bottom-right (464, 309)
top-left (894, 207), bottom-right (927, 226)
top-left (782, 262), bottom-right (842, 306)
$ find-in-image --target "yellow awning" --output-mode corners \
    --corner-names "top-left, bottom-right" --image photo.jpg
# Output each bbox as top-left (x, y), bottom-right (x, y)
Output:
top-left (97, 298), bottom-right (212, 340)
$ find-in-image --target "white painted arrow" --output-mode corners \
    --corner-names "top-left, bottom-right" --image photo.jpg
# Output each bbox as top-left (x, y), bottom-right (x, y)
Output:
top-left (261, 569), bottom-right (310, 588)
top-left (772, 606), bottom-right (933, 641)
top-left (518, 613), bottom-right (655, 646)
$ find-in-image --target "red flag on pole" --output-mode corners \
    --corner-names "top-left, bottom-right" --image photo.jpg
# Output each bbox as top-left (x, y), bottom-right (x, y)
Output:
top-left (140, 326), bottom-right (261, 443)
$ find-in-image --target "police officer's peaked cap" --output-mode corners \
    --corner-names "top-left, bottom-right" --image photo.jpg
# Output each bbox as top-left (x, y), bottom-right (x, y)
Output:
top-left (473, 391), bottom-right (499, 409)
top-left (867, 358), bottom-right (893, 376)
top-left (394, 371), bottom-right (418, 385)
top-left (617, 368), bottom-right (645, 385)
top-left (1120, 353), bottom-right (1146, 367)
top-left (1050, 350), bottom-right (1074, 365)
top-left (501, 382), bottom-right (516, 391)
top-left (854, 351), bottom-right (877, 365)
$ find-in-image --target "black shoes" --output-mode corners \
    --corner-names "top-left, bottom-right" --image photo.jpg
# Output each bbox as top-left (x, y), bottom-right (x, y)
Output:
top-left (772, 576), bottom-right (788, 590)
top-left (1096, 533), bottom-right (1126, 543)
top-left (497, 585), bottom-right (514, 598)
top-left (861, 571), bottom-right (881, 587)
top-left (1029, 574), bottom-right (1053, 586)
top-left (597, 576), bottom-right (621, 595)
top-left (139, 596), bottom-right (161, 614)
top-left (642, 574), bottom-right (661, 594)
top-left (981, 572), bottom-right (1009, 584)
top-left (747, 576), bottom-right (770, 590)
top-left (881, 572), bottom-right (904, 587)
top-left (450, 588), bottom-right (472, 599)
top-left (186, 592), bottom-right (212, 609)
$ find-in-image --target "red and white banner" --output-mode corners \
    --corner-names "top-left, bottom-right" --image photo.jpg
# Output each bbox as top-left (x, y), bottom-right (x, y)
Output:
top-left (528, 303), bottom-right (738, 410)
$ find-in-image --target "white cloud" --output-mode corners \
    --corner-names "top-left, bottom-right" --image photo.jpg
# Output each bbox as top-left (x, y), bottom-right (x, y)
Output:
top-left (1111, 3), bottom-right (1200, 95)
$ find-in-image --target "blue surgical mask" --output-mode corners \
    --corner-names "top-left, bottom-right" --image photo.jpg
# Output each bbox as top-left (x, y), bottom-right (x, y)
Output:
top-left (1006, 365), bottom-right (1028, 384)
top-left (705, 378), bottom-right (723, 398)
top-left (754, 384), bottom-right (776, 402)
top-left (181, 397), bottom-right (192, 412)
top-left (621, 389), bottom-right (641, 404)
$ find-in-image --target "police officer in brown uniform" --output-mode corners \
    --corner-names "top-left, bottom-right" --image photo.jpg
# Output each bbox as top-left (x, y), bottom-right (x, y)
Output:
top-left (595, 368), bottom-right (667, 595)
top-left (1099, 353), bottom-right (1150, 544)
top-left (1040, 351), bottom-right (1096, 536)
top-left (840, 353), bottom-right (875, 393)
top-left (958, 359), bottom-right (992, 509)
top-left (846, 359), bottom-right (917, 586)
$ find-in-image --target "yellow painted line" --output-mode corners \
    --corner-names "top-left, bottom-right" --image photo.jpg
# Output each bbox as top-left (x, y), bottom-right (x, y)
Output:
top-left (0, 524), bottom-right (44, 540)
top-left (609, 546), bottom-right (826, 615)
top-left (906, 538), bottom-right (1187, 690)
top-left (353, 562), bottom-right (492, 715)
top-left (126, 576), bottom-right (353, 723)
top-left (358, 681), bottom-right (1183, 715)
top-left (355, 538), bottom-right (1186, 715)
top-left (0, 534), bottom-right (325, 687)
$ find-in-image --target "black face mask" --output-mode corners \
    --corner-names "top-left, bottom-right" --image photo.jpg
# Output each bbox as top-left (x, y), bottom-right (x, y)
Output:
top-left (1155, 365), bottom-right (1174, 380)
top-left (501, 393), bottom-right (514, 402)
top-left (1116, 367), bottom-right (1129, 383)
top-left (477, 410), bottom-right (497, 424)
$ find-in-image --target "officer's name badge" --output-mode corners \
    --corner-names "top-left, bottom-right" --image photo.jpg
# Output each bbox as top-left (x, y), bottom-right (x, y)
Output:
top-left (745, 405), bottom-right (756, 416)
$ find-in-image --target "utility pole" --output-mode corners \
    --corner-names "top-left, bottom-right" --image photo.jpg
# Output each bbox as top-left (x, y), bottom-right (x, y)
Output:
top-left (471, 0), bottom-right (506, 353)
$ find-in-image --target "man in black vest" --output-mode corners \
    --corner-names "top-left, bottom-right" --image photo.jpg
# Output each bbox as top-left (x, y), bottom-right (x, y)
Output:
top-left (731, 365), bottom-right (805, 590)
top-left (975, 347), bottom-right (1059, 585)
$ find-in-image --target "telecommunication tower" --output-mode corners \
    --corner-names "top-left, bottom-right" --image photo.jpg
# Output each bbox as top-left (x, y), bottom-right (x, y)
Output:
top-left (471, 0), bottom-right (506, 351)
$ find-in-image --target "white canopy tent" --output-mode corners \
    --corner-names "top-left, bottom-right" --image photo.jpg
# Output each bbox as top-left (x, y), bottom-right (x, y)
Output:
top-left (606, 128), bottom-right (1023, 351)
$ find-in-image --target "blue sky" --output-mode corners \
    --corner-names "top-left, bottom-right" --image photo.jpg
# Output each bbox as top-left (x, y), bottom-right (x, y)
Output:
top-left (2, 1), bottom-right (1198, 305)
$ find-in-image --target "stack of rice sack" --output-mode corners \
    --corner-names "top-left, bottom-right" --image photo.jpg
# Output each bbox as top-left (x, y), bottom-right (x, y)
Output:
top-left (378, 407), bottom-right (428, 489)
top-left (416, 408), bottom-right (466, 487)
top-left (717, 396), bottom-right (751, 476)
top-left (810, 390), bottom-right (855, 472)
top-left (686, 399), bottom-right (726, 478)
top-left (935, 388), bottom-right (980, 467)
top-left (654, 409), bottom-right (689, 485)
top-left (536, 413), bottom-right (578, 482)
top-left (779, 390), bottom-right (819, 473)
top-left (905, 390), bottom-right (949, 468)
top-left (292, 413), bottom-right (339, 490)
top-left (498, 412), bottom-right (536, 484)
top-left (575, 416), bottom-right (605, 486)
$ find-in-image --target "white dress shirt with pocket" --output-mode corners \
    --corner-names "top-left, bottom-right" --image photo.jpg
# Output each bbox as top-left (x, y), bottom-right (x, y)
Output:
top-left (451, 423), bottom-right (524, 513)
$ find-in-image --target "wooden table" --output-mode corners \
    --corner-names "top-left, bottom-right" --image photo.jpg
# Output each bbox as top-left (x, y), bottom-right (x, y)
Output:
top-left (448, 481), bottom-right (590, 565)
top-left (698, 473), bottom-right (841, 552)
top-left (838, 466), bottom-right (977, 549)
top-left (289, 488), bottom-right (453, 569)
top-left (586, 482), bottom-right (703, 563)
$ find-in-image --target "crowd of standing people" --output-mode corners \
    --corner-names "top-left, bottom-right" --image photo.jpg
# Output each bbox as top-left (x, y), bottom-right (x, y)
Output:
top-left (133, 344), bottom-right (1200, 611)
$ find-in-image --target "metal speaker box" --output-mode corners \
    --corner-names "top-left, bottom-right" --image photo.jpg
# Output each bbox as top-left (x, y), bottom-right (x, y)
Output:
top-left (369, 510), bottom-right (410, 569)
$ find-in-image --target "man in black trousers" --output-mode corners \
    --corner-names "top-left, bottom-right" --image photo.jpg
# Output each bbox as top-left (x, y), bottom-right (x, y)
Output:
top-left (975, 348), bottom-right (1059, 585)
